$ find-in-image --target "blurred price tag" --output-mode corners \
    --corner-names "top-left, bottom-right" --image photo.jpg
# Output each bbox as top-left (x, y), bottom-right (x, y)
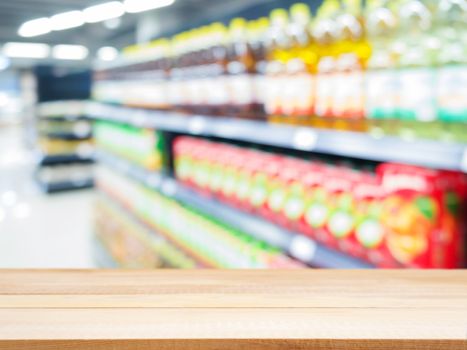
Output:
top-left (289, 235), bottom-right (317, 262)
top-left (461, 148), bottom-right (467, 173)
top-left (293, 128), bottom-right (317, 151)
top-left (188, 116), bottom-right (207, 134)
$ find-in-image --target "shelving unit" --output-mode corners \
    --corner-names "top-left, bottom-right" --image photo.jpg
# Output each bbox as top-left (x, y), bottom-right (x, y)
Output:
top-left (95, 195), bottom-right (201, 268)
top-left (36, 152), bottom-right (94, 166)
top-left (88, 102), bottom-right (467, 173)
top-left (97, 150), bottom-right (373, 268)
top-left (35, 101), bottom-right (95, 193)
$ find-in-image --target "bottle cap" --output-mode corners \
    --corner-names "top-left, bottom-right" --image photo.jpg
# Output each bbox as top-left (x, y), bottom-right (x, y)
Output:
top-left (270, 8), bottom-right (289, 26)
top-left (290, 3), bottom-right (312, 23)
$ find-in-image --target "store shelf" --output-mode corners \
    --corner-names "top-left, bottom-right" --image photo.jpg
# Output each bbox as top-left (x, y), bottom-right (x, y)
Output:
top-left (36, 178), bottom-right (94, 193)
top-left (39, 115), bottom-right (90, 122)
top-left (97, 191), bottom-right (213, 268)
top-left (36, 152), bottom-right (94, 166)
top-left (41, 131), bottom-right (92, 141)
top-left (88, 102), bottom-right (467, 173)
top-left (97, 150), bottom-right (373, 268)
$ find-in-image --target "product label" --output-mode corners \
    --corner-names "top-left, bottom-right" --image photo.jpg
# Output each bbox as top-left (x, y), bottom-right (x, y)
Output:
top-left (365, 69), bottom-right (399, 119)
top-left (436, 65), bottom-right (467, 122)
top-left (305, 203), bottom-right (329, 228)
top-left (282, 73), bottom-right (315, 116)
top-left (315, 73), bottom-right (336, 117)
top-left (397, 67), bottom-right (436, 122)
top-left (264, 74), bottom-right (285, 115)
top-left (253, 74), bottom-right (267, 105)
top-left (333, 71), bottom-right (365, 118)
top-left (210, 76), bottom-right (230, 105)
top-left (356, 219), bottom-right (384, 248)
top-left (230, 74), bottom-right (255, 105)
top-left (294, 73), bottom-right (315, 116)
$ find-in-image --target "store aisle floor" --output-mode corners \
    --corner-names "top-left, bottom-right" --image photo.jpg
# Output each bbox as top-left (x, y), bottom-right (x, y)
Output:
top-left (0, 125), bottom-right (96, 268)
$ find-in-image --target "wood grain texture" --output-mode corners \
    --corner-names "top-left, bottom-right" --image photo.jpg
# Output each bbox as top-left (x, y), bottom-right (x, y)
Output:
top-left (0, 270), bottom-right (466, 350)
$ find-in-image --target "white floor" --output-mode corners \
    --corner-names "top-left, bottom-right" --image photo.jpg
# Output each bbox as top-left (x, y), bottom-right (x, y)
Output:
top-left (0, 125), bottom-right (96, 268)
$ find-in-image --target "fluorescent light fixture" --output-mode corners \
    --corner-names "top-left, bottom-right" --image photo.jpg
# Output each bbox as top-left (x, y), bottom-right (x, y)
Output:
top-left (97, 46), bottom-right (118, 61)
top-left (2, 42), bottom-right (50, 58)
top-left (83, 1), bottom-right (125, 23)
top-left (50, 11), bottom-right (85, 31)
top-left (53, 45), bottom-right (89, 60)
top-left (18, 17), bottom-right (51, 37)
top-left (123, 0), bottom-right (175, 13)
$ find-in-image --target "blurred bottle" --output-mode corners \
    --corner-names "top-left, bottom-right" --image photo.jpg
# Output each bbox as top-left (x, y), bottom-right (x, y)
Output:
top-left (227, 18), bottom-right (256, 119)
top-left (365, 0), bottom-right (400, 137)
top-left (312, 0), bottom-right (340, 129)
top-left (248, 17), bottom-right (270, 119)
top-left (434, 0), bottom-right (467, 142)
top-left (332, 0), bottom-right (371, 132)
top-left (283, 3), bottom-right (317, 126)
top-left (265, 8), bottom-right (291, 123)
top-left (394, 0), bottom-right (437, 140)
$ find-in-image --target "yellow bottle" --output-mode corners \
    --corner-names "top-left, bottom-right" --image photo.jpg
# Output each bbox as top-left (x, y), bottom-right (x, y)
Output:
top-left (284, 3), bottom-right (317, 125)
top-left (265, 8), bottom-right (290, 123)
top-left (332, 0), bottom-right (371, 131)
top-left (312, 0), bottom-right (340, 129)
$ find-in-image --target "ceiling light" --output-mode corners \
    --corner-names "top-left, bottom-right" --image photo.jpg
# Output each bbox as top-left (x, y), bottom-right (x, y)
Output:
top-left (2, 42), bottom-right (50, 59)
top-left (52, 45), bottom-right (89, 60)
top-left (18, 17), bottom-right (51, 37)
top-left (50, 11), bottom-right (85, 31)
top-left (123, 0), bottom-right (175, 13)
top-left (83, 1), bottom-right (125, 23)
top-left (97, 46), bottom-right (118, 61)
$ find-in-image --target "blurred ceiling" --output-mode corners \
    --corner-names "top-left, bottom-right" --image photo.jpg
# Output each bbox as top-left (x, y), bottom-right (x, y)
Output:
top-left (0, 0), bottom-right (304, 68)
top-left (0, 0), bottom-right (280, 49)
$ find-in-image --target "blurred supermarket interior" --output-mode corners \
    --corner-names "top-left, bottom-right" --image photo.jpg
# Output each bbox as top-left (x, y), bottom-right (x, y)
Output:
top-left (0, 0), bottom-right (466, 269)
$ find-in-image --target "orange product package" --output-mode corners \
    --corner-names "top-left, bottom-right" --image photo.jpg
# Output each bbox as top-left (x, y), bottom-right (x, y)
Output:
top-left (377, 163), bottom-right (465, 268)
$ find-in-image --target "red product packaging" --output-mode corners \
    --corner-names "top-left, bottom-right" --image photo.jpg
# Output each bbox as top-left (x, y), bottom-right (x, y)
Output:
top-left (277, 158), bottom-right (311, 231)
top-left (352, 173), bottom-right (401, 267)
top-left (377, 163), bottom-right (464, 268)
top-left (297, 163), bottom-right (327, 239)
top-left (323, 167), bottom-right (357, 250)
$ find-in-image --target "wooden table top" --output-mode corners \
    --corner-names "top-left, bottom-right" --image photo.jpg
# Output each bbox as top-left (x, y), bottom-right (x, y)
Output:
top-left (1, 269), bottom-right (466, 350)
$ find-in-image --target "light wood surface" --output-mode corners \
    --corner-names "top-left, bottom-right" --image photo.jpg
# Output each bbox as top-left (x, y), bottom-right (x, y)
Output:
top-left (1, 270), bottom-right (466, 349)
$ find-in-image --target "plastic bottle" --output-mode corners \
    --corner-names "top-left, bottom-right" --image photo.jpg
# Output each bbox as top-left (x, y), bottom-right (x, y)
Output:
top-left (332, 0), bottom-right (371, 131)
top-left (248, 17), bottom-right (270, 119)
top-left (265, 8), bottom-right (290, 124)
top-left (364, 0), bottom-right (400, 137)
top-left (283, 3), bottom-right (317, 126)
top-left (312, 0), bottom-right (340, 129)
top-left (227, 18), bottom-right (256, 119)
top-left (208, 22), bottom-right (230, 116)
top-left (394, 0), bottom-right (437, 140)
top-left (434, 0), bottom-right (467, 142)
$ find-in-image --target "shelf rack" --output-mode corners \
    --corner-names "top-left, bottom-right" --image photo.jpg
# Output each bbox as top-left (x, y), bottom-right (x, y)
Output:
top-left (36, 152), bottom-right (94, 166)
top-left (88, 102), bottom-right (467, 173)
top-left (97, 150), bottom-right (373, 268)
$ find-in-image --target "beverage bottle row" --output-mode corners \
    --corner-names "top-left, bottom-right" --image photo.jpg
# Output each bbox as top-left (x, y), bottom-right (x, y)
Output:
top-left (92, 0), bottom-right (467, 141)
